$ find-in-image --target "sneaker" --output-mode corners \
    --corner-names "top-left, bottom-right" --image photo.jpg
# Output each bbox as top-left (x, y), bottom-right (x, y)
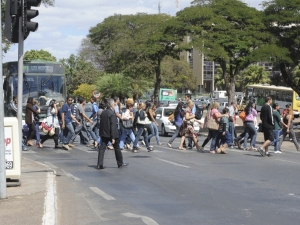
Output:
top-left (167, 143), bottom-right (172, 148)
top-left (274, 151), bottom-right (281, 154)
top-left (107, 146), bottom-right (114, 150)
top-left (258, 147), bottom-right (265, 156)
top-left (243, 148), bottom-right (249, 151)
top-left (210, 150), bottom-right (216, 154)
top-left (86, 143), bottom-right (94, 147)
top-left (22, 147), bottom-right (28, 151)
top-left (68, 143), bottom-right (75, 147)
top-left (147, 147), bottom-right (154, 152)
top-left (197, 147), bottom-right (205, 152)
top-left (187, 146), bottom-right (193, 150)
top-left (158, 143), bottom-right (163, 146)
top-left (141, 141), bottom-right (146, 146)
top-left (265, 152), bottom-right (272, 157)
top-left (230, 146), bottom-right (234, 149)
top-left (62, 144), bottom-right (71, 151)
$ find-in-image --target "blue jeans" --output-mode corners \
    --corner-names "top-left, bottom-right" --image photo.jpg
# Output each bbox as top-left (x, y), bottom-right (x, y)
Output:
top-left (35, 123), bottom-right (40, 144)
top-left (87, 121), bottom-right (99, 142)
top-left (152, 122), bottom-right (160, 144)
top-left (168, 124), bottom-right (181, 144)
top-left (228, 122), bottom-right (234, 146)
top-left (120, 128), bottom-right (136, 148)
top-left (244, 122), bottom-right (257, 148)
top-left (133, 125), bottom-right (149, 148)
top-left (269, 130), bottom-right (280, 151)
top-left (146, 123), bottom-right (155, 143)
top-left (210, 129), bottom-right (219, 151)
top-left (63, 122), bottom-right (76, 144)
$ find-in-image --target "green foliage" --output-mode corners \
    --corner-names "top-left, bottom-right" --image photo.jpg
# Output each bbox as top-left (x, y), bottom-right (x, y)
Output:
top-left (173, 0), bottom-right (274, 102)
top-left (96, 73), bottom-right (151, 100)
top-left (74, 84), bottom-right (96, 100)
top-left (88, 13), bottom-right (184, 104)
top-left (241, 65), bottom-right (271, 86)
top-left (24, 49), bottom-right (56, 61)
top-left (161, 56), bottom-right (197, 91)
top-left (263, 0), bottom-right (300, 95)
top-left (59, 54), bottom-right (102, 95)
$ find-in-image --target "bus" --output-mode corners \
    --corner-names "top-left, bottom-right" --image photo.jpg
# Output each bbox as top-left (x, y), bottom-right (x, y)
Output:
top-left (245, 84), bottom-right (300, 117)
top-left (3, 60), bottom-right (67, 118)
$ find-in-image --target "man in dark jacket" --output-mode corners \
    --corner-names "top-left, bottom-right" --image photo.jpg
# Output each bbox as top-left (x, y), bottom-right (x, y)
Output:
top-left (97, 98), bottom-right (128, 169)
top-left (258, 96), bottom-right (274, 157)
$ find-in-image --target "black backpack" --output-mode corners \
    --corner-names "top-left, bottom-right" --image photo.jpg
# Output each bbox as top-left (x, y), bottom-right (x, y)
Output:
top-left (195, 104), bottom-right (203, 120)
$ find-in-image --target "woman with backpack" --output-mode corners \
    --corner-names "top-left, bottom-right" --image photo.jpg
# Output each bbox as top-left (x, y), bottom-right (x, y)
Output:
top-left (167, 102), bottom-right (185, 148)
top-left (132, 102), bottom-right (154, 153)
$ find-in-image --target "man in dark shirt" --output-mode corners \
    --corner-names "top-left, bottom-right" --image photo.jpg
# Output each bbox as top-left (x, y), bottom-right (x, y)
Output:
top-left (97, 98), bottom-right (128, 169)
top-left (258, 96), bottom-right (274, 157)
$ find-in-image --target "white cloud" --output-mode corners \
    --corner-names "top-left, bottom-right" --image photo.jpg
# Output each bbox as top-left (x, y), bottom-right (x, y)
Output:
top-left (3, 0), bottom-right (263, 62)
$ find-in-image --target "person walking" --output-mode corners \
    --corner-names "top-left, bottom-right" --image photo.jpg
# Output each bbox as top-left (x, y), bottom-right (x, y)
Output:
top-left (97, 98), bottom-right (128, 169)
top-left (87, 96), bottom-right (99, 148)
top-left (40, 99), bottom-right (61, 148)
top-left (119, 101), bottom-right (136, 149)
top-left (269, 103), bottom-right (282, 153)
top-left (167, 102), bottom-right (185, 148)
top-left (258, 96), bottom-right (274, 157)
top-left (178, 101), bottom-right (201, 150)
top-left (7, 96), bottom-right (18, 117)
top-left (227, 102), bottom-right (236, 147)
top-left (278, 107), bottom-right (300, 152)
top-left (215, 108), bottom-right (231, 154)
top-left (146, 102), bottom-right (162, 146)
top-left (33, 100), bottom-right (42, 148)
top-left (25, 97), bottom-right (39, 146)
top-left (61, 96), bottom-right (81, 150)
top-left (183, 94), bottom-right (196, 149)
top-left (243, 101), bottom-right (258, 151)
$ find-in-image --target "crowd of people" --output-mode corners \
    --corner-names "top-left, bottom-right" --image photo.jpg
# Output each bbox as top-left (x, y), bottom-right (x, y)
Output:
top-left (7, 93), bottom-right (300, 164)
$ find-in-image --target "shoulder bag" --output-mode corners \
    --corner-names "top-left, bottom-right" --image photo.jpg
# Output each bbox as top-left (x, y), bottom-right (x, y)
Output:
top-left (206, 110), bottom-right (219, 130)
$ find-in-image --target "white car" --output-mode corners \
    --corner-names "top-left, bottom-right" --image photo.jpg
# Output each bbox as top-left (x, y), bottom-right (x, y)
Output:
top-left (155, 107), bottom-right (200, 136)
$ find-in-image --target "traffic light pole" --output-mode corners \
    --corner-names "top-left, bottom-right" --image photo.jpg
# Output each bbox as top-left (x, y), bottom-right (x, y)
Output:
top-left (0, 3), bottom-right (7, 200)
top-left (17, 0), bottom-right (24, 165)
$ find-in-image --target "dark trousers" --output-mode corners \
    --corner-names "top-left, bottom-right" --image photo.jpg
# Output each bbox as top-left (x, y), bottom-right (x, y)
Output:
top-left (27, 123), bottom-right (36, 141)
top-left (41, 127), bottom-right (60, 146)
top-left (97, 137), bottom-right (123, 167)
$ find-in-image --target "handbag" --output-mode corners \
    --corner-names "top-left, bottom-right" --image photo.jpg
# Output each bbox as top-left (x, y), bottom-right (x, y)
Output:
top-left (206, 110), bottom-right (219, 130)
top-left (122, 119), bottom-right (133, 129)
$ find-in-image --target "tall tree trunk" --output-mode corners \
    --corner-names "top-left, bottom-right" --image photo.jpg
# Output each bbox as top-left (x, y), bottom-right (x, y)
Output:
top-left (153, 57), bottom-right (161, 106)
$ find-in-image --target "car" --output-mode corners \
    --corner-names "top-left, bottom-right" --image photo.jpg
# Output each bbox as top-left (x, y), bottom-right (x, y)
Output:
top-left (155, 106), bottom-right (200, 136)
top-left (218, 102), bottom-right (228, 113)
top-left (161, 100), bottom-right (179, 107)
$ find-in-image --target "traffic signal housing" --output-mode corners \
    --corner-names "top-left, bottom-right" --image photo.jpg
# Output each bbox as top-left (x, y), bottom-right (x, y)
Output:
top-left (4, 0), bottom-right (20, 43)
top-left (24, 0), bottom-right (42, 40)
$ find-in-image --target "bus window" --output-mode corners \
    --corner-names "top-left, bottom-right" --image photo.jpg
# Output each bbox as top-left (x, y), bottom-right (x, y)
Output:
top-left (285, 91), bottom-right (292, 102)
top-left (270, 90), bottom-right (276, 101)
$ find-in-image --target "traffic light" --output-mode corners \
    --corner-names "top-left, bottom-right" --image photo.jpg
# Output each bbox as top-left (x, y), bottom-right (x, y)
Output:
top-left (4, 0), bottom-right (20, 43)
top-left (24, 0), bottom-right (41, 40)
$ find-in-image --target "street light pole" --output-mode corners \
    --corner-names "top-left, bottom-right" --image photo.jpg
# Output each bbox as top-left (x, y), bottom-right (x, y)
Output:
top-left (0, 3), bottom-right (7, 199)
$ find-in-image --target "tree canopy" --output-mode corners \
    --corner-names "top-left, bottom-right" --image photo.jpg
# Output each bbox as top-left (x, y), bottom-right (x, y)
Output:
top-left (24, 49), bottom-right (56, 61)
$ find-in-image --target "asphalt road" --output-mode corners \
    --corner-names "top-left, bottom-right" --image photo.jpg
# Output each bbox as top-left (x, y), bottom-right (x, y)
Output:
top-left (24, 135), bottom-right (300, 225)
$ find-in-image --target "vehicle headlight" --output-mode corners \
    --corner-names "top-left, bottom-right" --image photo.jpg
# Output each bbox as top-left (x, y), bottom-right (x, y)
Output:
top-left (165, 121), bottom-right (171, 125)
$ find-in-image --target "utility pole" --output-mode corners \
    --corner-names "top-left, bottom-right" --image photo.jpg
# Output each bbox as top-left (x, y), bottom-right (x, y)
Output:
top-left (0, 0), bottom-right (7, 200)
top-left (158, 1), bottom-right (162, 14)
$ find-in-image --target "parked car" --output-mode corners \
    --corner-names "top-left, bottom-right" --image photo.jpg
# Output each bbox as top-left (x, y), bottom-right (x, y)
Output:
top-left (218, 102), bottom-right (228, 113)
top-left (155, 106), bottom-right (200, 136)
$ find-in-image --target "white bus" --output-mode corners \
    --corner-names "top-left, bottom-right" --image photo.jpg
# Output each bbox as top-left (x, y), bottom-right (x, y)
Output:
top-left (245, 84), bottom-right (300, 117)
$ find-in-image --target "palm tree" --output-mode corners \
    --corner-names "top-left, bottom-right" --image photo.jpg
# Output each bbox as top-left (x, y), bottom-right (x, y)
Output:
top-left (242, 65), bottom-right (271, 86)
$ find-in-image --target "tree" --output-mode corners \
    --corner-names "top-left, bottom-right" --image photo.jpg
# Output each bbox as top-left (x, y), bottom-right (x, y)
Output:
top-left (74, 84), bottom-right (96, 100)
top-left (160, 56), bottom-right (197, 91)
top-left (173, 0), bottom-right (276, 103)
top-left (1, 0), bottom-right (55, 53)
top-left (263, 0), bottom-right (300, 96)
top-left (96, 73), bottom-right (140, 101)
top-left (60, 54), bottom-right (102, 94)
top-left (24, 49), bottom-right (56, 61)
top-left (191, 0), bottom-right (213, 6)
top-left (241, 65), bottom-right (271, 86)
top-left (89, 13), bottom-right (184, 105)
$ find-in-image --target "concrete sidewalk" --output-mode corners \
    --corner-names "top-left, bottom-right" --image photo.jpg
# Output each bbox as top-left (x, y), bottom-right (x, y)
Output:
top-left (0, 157), bottom-right (56, 225)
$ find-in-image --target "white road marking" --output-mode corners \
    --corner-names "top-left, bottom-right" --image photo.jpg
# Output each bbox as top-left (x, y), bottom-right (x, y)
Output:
top-left (89, 187), bottom-right (115, 200)
top-left (122, 213), bottom-right (159, 225)
top-left (156, 158), bottom-right (190, 168)
top-left (42, 172), bottom-right (57, 225)
top-left (274, 159), bottom-right (299, 164)
top-left (61, 169), bottom-right (81, 181)
top-left (44, 162), bottom-right (57, 169)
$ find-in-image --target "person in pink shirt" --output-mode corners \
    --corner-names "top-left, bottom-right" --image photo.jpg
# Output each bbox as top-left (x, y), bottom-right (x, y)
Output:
top-left (243, 101), bottom-right (258, 150)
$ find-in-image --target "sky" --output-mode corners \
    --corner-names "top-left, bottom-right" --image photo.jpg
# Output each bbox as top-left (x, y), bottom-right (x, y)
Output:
top-left (3, 0), bottom-right (262, 63)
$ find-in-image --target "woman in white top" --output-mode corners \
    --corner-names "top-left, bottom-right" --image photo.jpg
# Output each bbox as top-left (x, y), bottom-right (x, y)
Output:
top-left (119, 102), bottom-right (136, 150)
top-left (40, 99), bottom-right (61, 148)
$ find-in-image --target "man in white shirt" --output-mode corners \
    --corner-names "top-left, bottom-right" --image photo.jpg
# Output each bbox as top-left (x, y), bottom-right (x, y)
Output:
top-left (228, 102), bottom-right (236, 147)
